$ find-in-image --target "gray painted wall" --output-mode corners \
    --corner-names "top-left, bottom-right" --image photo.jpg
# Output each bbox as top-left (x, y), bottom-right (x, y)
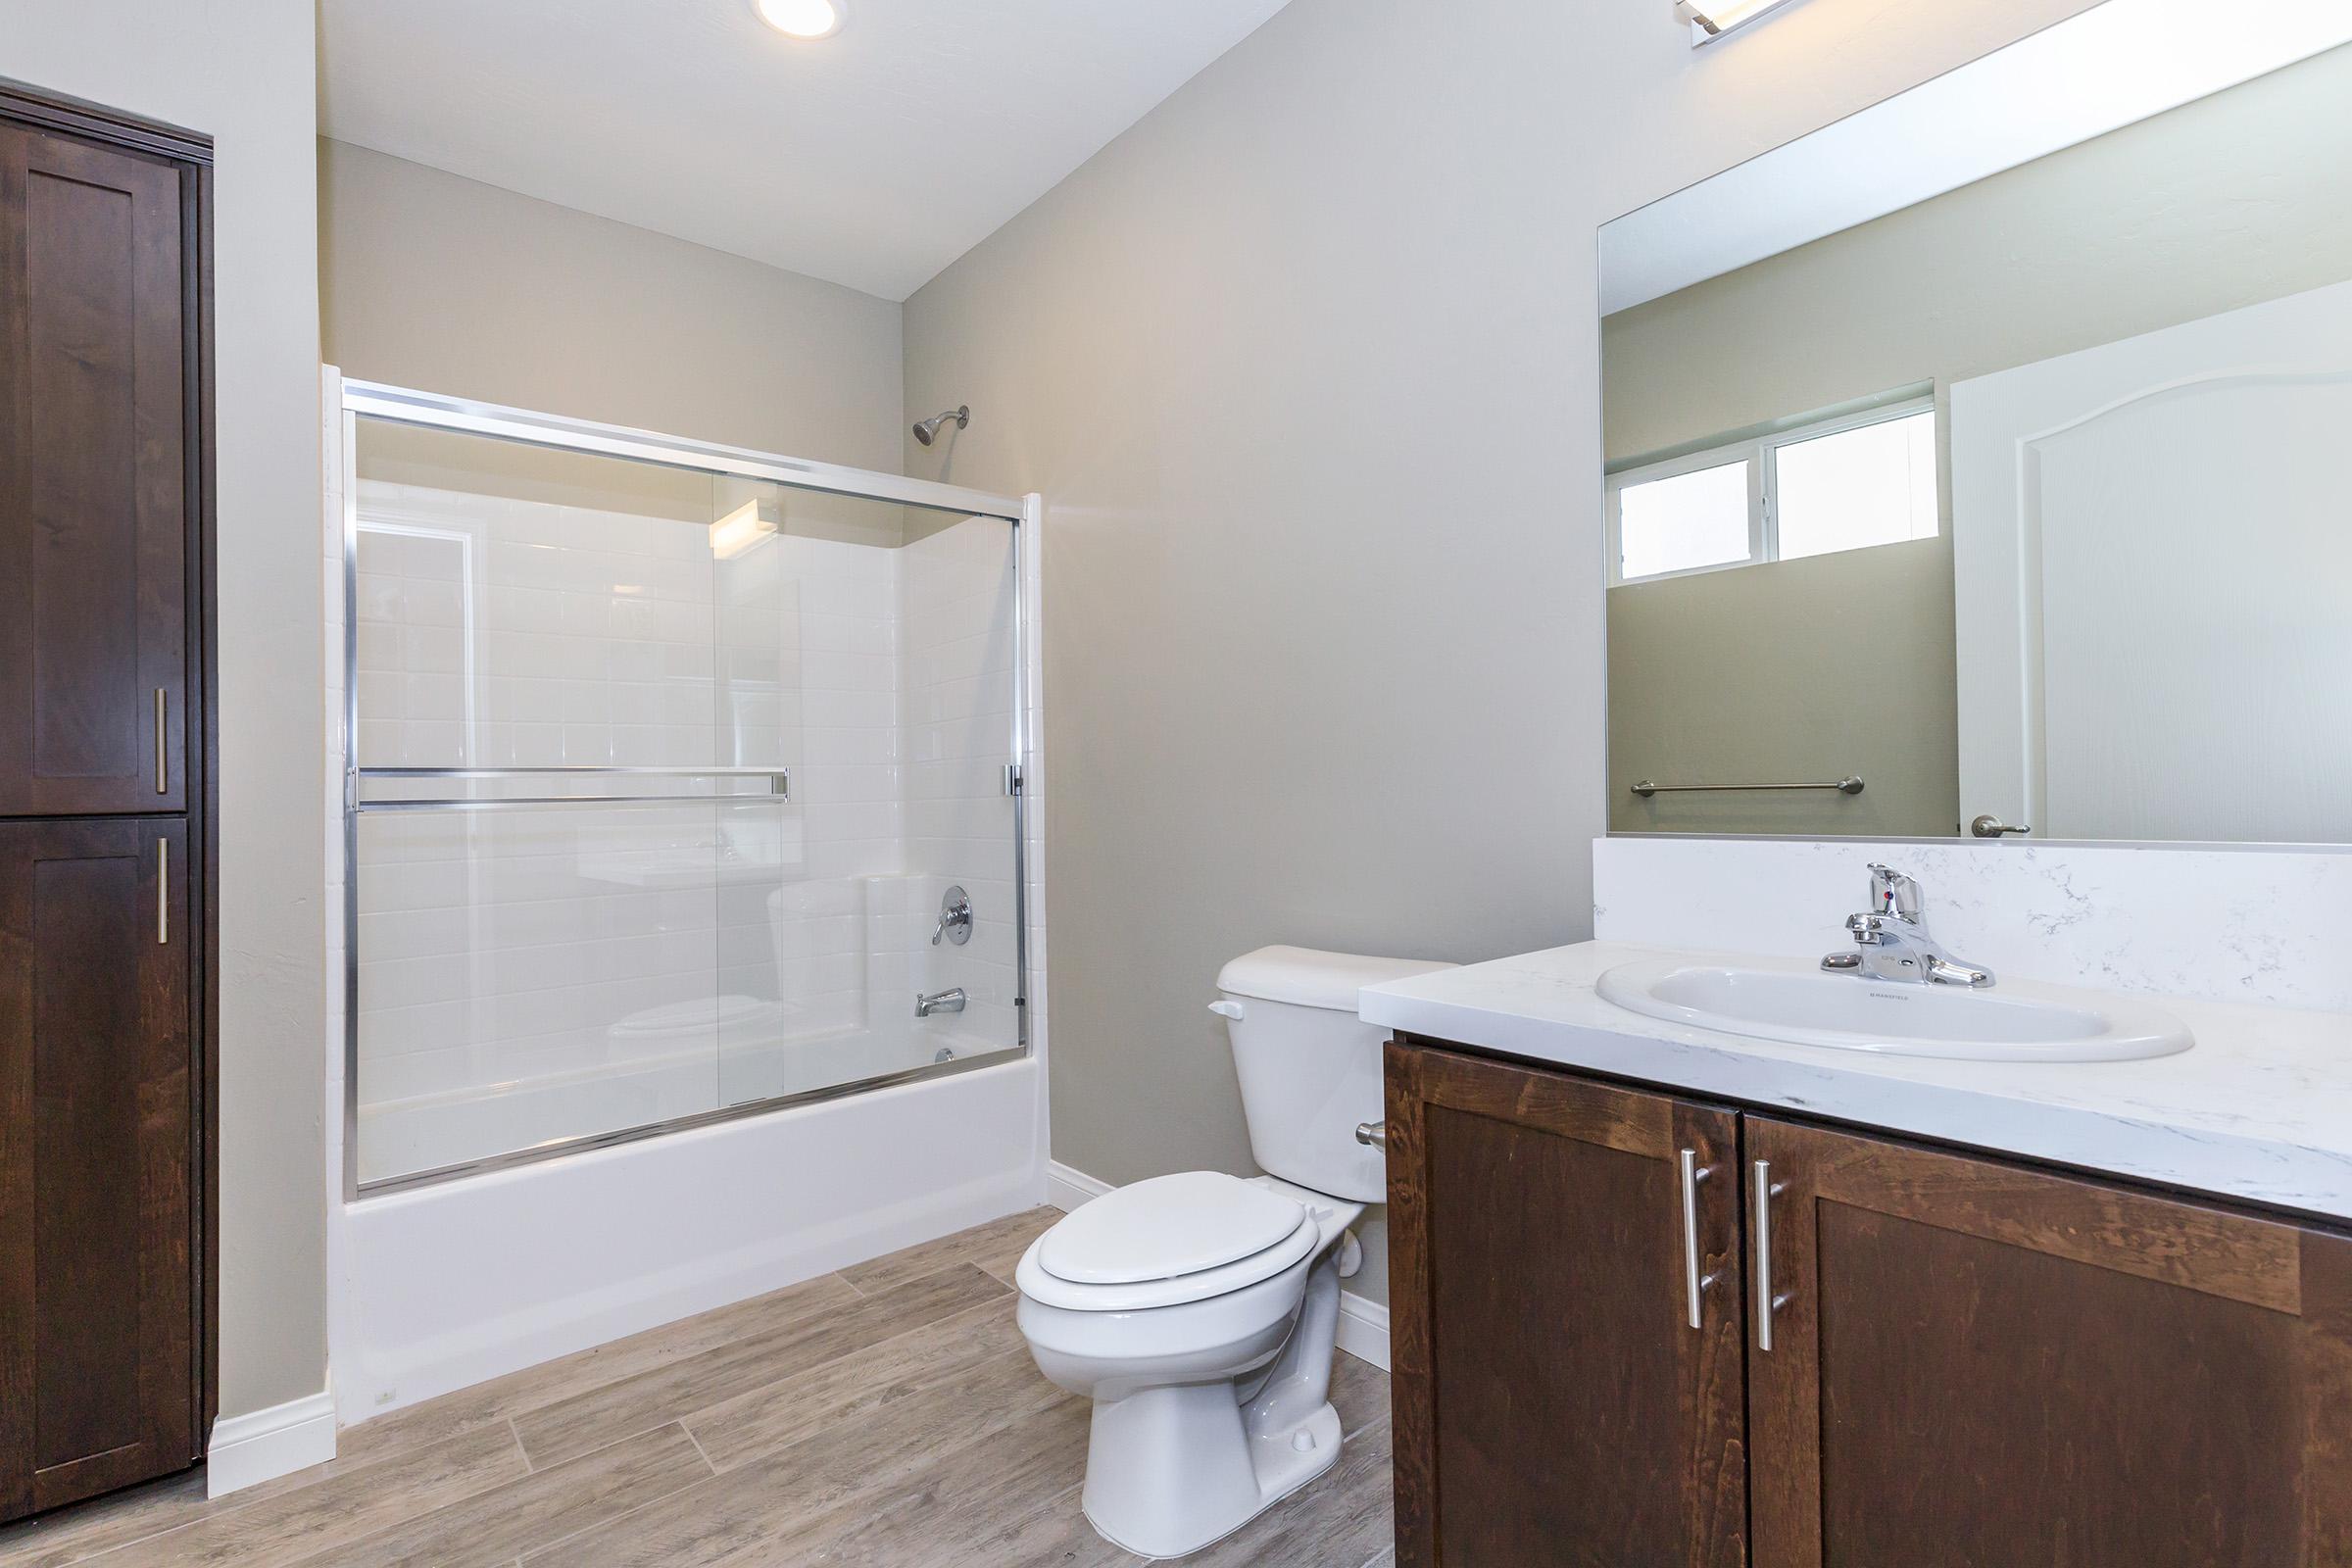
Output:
top-left (319, 141), bottom-right (905, 468)
top-left (0, 0), bottom-right (326, 1418)
top-left (0, 0), bottom-right (2105, 1397)
top-left (1602, 39), bottom-right (2352, 838)
top-left (1609, 539), bottom-right (1960, 837)
top-left (901, 0), bottom-right (2096, 1302)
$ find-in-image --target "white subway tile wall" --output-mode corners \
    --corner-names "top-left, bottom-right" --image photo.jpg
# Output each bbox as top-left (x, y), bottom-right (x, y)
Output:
top-left (350, 479), bottom-right (1023, 1183)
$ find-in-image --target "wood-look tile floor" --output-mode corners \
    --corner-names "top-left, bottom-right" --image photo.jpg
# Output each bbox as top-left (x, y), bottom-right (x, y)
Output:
top-left (0, 1208), bottom-right (1395, 1567)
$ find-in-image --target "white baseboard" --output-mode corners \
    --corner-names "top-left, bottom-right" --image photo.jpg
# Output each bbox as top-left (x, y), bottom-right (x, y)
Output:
top-left (1046, 1159), bottom-right (1111, 1210)
top-left (207, 1389), bottom-right (337, 1498)
top-left (1335, 1292), bottom-right (1391, 1371)
top-left (1044, 1159), bottom-right (1390, 1371)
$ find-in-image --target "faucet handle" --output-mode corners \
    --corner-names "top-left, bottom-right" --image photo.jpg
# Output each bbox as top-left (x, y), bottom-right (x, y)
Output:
top-left (1867, 863), bottom-right (1922, 921)
top-left (930, 885), bottom-right (973, 948)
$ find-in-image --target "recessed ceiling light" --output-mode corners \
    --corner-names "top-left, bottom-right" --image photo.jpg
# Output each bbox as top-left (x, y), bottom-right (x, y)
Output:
top-left (755, 0), bottom-right (845, 40)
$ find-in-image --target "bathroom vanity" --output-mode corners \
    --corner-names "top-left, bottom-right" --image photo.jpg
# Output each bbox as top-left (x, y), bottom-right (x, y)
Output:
top-left (1366, 944), bottom-right (2352, 1567)
top-left (1528, 6), bottom-right (2352, 1554)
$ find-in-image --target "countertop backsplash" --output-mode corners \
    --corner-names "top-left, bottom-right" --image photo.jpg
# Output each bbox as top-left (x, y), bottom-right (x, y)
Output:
top-left (1592, 837), bottom-right (2352, 1016)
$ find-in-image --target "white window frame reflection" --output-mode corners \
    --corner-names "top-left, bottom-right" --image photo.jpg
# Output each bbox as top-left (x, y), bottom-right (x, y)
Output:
top-left (1605, 392), bottom-right (1937, 586)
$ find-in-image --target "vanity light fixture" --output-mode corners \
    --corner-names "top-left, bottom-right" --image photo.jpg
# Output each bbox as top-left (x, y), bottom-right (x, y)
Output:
top-left (1678, 0), bottom-right (1801, 45)
top-left (755, 0), bottom-right (845, 40)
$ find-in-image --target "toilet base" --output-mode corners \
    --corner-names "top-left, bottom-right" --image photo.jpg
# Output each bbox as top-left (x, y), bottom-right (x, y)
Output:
top-left (1076, 1244), bottom-right (1351, 1559)
top-left (1081, 1391), bottom-right (1342, 1559)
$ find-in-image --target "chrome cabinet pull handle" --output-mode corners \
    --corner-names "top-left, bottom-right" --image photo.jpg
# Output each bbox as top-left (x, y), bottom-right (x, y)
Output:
top-left (1754, 1158), bottom-right (1789, 1350)
top-left (155, 689), bottom-right (168, 795)
top-left (1679, 1148), bottom-right (1715, 1330)
top-left (157, 839), bottom-right (169, 946)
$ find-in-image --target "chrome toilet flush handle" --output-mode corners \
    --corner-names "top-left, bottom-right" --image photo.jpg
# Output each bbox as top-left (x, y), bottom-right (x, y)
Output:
top-left (1354, 1121), bottom-right (1387, 1151)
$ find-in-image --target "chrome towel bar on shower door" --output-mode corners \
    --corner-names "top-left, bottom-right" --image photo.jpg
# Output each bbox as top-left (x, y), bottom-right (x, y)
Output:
top-left (350, 764), bottom-right (789, 813)
top-left (1630, 774), bottom-right (1864, 797)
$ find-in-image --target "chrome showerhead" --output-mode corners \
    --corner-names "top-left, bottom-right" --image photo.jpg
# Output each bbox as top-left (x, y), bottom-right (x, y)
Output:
top-left (912, 405), bottom-right (969, 447)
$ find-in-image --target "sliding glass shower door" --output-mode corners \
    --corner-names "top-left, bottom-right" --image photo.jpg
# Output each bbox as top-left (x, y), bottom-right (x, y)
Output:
top-left (348, 413), bottom-right (1024, 1190)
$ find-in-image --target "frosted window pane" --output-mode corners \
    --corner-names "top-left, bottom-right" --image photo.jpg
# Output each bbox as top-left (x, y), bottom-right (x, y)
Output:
top-left (1618, 460), bottom-right (1751, 580)
top-left (1775, 411), bottom-right (1938, 562)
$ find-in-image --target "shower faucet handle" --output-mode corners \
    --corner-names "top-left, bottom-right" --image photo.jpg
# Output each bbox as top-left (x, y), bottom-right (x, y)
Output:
top-left (931, 885), bottom-right (973, 947)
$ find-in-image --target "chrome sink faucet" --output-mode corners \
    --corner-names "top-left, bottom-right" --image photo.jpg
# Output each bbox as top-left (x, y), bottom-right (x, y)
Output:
top-left (1822, 863), bottom-right (1993, 988)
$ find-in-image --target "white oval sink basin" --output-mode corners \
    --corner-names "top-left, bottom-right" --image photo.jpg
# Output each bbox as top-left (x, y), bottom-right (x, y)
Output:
top-left (1595, 956), bottom-right (2192, 1062)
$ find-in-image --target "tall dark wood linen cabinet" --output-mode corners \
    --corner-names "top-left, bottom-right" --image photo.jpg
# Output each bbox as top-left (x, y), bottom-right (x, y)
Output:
top-left (0, 81), bottom-right (217, 1520)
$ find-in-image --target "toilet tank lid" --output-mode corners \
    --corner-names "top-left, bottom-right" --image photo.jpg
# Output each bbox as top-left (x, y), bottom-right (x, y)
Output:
top-left (1215, 946), bottom-right (1456, 1012)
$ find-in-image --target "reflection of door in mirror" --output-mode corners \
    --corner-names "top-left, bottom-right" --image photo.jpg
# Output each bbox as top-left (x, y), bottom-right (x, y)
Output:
top-left (1951, 278), bottom-right (2352, 845)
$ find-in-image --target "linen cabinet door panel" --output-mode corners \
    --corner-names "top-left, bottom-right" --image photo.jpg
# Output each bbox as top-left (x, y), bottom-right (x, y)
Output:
top-left (0, 121), bottom-right (191, 817)
top-left (1387, 1043), bottom-right (1745, 1568)
top-left (0, 819), bottom-right (194, 1521)
top-left (1745, 1114), bottom-right (2352, 1568)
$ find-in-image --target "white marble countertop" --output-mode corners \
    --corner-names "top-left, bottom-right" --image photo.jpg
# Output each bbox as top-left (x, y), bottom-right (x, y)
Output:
top-left (1359, 941), bottom-right (2352, 1225)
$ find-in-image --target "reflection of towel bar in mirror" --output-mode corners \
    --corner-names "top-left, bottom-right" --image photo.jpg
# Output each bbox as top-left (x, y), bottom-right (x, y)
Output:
top-left (352, 764), bottom-right (789, 812)
top-left (1631, 775), bottom-right (1863, 797)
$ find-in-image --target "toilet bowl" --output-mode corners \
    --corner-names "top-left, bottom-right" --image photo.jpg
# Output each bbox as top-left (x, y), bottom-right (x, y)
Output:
top-left (1014, 946), bottom-right (1453, 1558)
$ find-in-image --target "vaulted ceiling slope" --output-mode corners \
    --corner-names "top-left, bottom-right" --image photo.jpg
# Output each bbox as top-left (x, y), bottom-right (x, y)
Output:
top-left (320, 0), bottom-right (1294, 302)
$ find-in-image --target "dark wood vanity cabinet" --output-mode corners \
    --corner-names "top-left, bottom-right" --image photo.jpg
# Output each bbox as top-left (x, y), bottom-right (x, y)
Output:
top-left (0, 820), bottom-right (195, 1516)
top-left (0, 113), bottom-right (193, 818)
top-left (1386, 1040), bottom-right (2352, 1567)
top-left (1744, 1113), bottom-right (2352, 1566)
top-left (0, 86), bottom-right (214, 1521)
top-left (1385, 1044), bottom-right (1747, 1567)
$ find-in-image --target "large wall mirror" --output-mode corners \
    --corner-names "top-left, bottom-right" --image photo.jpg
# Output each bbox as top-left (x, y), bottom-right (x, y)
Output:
top-left (1599, 5), bottom-right (2352, 844)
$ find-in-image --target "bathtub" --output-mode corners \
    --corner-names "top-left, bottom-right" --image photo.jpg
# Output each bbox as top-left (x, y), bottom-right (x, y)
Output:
top-left (332, 1047), bottom-right (1044, 1426)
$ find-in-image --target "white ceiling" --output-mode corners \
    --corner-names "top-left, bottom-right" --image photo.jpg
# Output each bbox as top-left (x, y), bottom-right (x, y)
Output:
top-left (319, 0), bottom-right (1293, 302)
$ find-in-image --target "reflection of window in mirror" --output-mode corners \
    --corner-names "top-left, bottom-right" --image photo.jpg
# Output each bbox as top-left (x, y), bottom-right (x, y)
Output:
top-left (1606, 398), bottom-right (1936, 586)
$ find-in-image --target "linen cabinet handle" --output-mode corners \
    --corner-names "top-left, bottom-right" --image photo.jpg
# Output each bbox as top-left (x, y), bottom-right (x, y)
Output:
top-left (157, 839), bottom-right (169, 946)
top-left (1678, 1148), bottom-right (1716, 1330)
top-left (1754, 1158), bottom-right (1790, 1350)
top-left (155, 689), bottom-right (168, 795)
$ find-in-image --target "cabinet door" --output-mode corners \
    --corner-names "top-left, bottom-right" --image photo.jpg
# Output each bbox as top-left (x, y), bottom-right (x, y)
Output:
top-left (1386, 1043), bottom-right (1746, 1568)
top-left (0, 820), bottom-right (195, 1520)
top-left (1747, 1115), bottom-right (2352, 1567)
top-left (0, 122), bottom-right (190, 816)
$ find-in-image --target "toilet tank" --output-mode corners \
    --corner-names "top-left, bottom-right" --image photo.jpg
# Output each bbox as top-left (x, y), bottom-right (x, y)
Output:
top-left (1212, 946), bottom-right (1456, 1203)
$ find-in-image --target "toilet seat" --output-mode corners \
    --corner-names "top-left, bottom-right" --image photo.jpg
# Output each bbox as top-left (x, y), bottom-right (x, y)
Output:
top-left (1019, 1172), bottom-right (1322, 1312)
top-left (1043, 1171), bottom-right (1305, 1283)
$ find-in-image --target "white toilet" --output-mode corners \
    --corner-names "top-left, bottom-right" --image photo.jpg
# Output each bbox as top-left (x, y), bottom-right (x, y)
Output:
top-left (1014, 945), bottom-right (1454, 1558)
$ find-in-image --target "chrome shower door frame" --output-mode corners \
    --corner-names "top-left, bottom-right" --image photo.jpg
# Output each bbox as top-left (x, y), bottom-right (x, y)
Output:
top-left (340, 379), bottom-right (1035, 1200)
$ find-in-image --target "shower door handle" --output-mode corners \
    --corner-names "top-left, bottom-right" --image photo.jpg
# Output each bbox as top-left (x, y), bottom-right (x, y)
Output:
top-left (350, 765), bottom-right (791, 812)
